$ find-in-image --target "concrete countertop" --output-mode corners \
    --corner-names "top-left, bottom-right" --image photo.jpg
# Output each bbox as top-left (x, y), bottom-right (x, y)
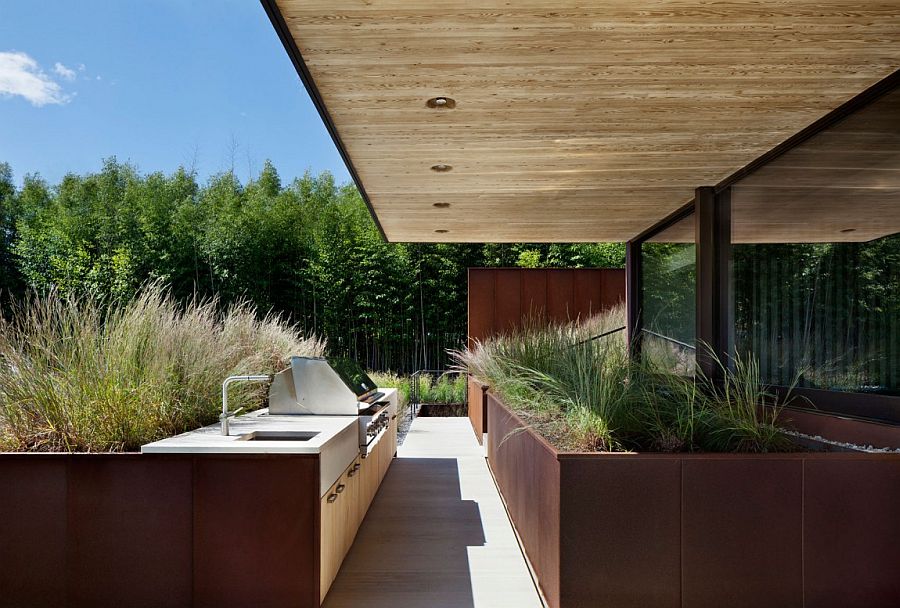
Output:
top-left (141, 409), bottom-right (357, 455)
top-left (141, 388), bottom-right (397, 496)
top-left (142, 410), bottom-right (360, 495)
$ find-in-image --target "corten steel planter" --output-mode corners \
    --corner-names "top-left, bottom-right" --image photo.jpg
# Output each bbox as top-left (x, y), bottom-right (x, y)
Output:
top-left (486, 393), bottom-right (900, 608)
top-left (468, 375), bottom-right (489, 444)
top-left (0, 452), bottom-right (320, 608)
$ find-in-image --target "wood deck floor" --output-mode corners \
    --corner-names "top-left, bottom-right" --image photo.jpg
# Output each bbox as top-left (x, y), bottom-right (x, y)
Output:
top-left (322, 416), bottom-right (544, 608)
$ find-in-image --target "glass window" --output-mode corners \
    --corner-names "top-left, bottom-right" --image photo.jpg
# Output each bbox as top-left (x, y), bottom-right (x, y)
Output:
top-left (733, 237), bottom-right (900, 394)
top-left (641, 212), bottom-right (696, 373)
top-left (730, 81), bottom-right (900, 397)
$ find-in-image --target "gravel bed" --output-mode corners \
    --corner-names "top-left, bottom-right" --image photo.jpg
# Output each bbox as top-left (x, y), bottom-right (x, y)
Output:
top-left (396, 411), bottom-right (414, 446)
top-left (784, 429), bottom-right (900, 453)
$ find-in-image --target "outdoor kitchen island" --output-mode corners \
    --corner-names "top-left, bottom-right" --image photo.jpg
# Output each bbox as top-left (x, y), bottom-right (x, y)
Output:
top-left (140, 359), bottom-right (399, 608)
top-left (142, 397), bottom-right (398, 606)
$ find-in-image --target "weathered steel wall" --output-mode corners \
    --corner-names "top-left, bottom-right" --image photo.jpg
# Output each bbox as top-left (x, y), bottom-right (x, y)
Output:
top-left (467, 377), bottom-right (489, 444)
top-left (467, 268), bottom-right (625, 348)
top-left (467, 267), bottom-right (625, 439)
top-left (487, 393), bottom-right (561, 608)
top-left (0, 453), bottom-right (319, 608)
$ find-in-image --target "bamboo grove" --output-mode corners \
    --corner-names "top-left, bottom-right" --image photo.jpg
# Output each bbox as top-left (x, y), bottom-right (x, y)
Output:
top-left (0, 160), bottom-right (625, 372)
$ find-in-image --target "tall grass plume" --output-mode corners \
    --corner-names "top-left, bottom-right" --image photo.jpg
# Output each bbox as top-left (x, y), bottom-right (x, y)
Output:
top-left (0, 284), bottom-right (324, 452)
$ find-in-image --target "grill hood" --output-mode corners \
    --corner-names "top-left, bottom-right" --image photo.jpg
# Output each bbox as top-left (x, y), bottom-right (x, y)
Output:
top-left (268, 356), bottom-right (375, 416)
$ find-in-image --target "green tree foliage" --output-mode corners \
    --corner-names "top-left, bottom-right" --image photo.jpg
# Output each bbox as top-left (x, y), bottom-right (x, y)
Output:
top-left (0, 163), bottom-right (23, 299)
top-left (734, 241), bottom-right (900, 392)
top-left (3, 159), bottom-right (624, 371)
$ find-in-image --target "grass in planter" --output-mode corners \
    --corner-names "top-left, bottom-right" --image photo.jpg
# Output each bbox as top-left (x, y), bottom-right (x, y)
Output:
top-left (701, 350), bottom-right (797, 453)
top-left (420, 373), bottom-right (466, 404)
top-left (366, 372), bottom-right (466, 406)
top-left (626, 361), bottom-right (712, 452)
top-left (0, 285), bottom-right (324, 452)
top-left (455, 306), bottom-right (795, 454)
top-left (454, 306), bottom-right (632, 451)
top-left (367, 370), bottom-right (410, 420)
top-left (627, 351), bottom-right (799, 453)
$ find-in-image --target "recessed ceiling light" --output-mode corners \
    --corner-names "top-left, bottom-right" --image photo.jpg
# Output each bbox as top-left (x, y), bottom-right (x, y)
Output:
top-left (434, 229), bottom-right (449, 233)
top-left (841, 228), bottom-right (856, 233)
top-left (431, 164), bottom-right (452, 172)
top-left (426, 96), bottom-right (456, 109)
top-left (433, 202), bottom-right (450, 208)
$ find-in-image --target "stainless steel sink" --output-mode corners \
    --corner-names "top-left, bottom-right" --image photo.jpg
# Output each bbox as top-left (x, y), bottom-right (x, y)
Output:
top-left (236, 430), bottom-right (319, 441)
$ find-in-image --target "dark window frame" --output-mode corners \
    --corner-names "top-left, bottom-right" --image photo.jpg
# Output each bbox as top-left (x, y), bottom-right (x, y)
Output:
top-left (626, 201), bottom-right (695, 359)
top-left (627, 69), bottom-right (900, 424)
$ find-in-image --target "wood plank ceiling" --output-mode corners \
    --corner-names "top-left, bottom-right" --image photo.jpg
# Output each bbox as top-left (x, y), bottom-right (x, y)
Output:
top-left (272, 1), bottom-right (900, 243)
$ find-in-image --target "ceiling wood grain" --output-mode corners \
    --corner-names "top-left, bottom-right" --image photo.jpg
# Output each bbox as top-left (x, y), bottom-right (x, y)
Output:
top-left (274, 1), bottom-right (900, 242)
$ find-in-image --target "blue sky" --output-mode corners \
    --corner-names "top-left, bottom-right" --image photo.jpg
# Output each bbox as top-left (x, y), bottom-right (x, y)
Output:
top-left (0, 0), bottom-right (349, 187)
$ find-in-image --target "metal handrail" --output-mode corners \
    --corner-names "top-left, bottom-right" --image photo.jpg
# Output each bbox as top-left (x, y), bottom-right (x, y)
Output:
top-left (409, 369), bottom-right (467, 421)
top-left (641, 329), bottom-right (696, 351)
top-left (573, 325), bottom-right (626, 347)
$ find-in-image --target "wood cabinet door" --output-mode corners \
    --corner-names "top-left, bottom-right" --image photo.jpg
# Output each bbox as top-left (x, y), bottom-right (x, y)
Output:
top-left (382, 428), bottom-right (390, 481)
top-left (345, 457), bottom-right (361, 540)
top-left (390, 414), bottom-right (398, 457)
top-left (320, 481), bottom-right (339, 603)
top-left (320, 457), bottom-right (361, 604)
top-left (341, 457), bottom-right (360, 558)
top-left (334, 474), bottom-right (349, 562)
top-left (361, 450), bottom-right (377, 513)
top-left (374, 432), bottom-right (385, 485)
top-left (378, 421), bottom-right (394, 483)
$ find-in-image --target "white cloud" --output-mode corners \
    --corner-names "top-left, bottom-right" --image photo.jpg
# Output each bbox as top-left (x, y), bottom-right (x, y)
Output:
top-left (53, 62), bottom-right (76, 81)
top-left (0, 51), bottom-right (70, 106)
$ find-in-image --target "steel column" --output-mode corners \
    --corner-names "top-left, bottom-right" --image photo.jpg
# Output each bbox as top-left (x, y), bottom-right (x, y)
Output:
top-left (695, 186), bottom-right (732, 380)
top-left (625, 240), bottom-right (642, 358)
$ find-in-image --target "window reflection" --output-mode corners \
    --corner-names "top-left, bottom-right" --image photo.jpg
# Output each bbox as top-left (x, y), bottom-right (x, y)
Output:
top-left (731, 81), bottom-right (900, 396)
top-left (641, 212), bottom-right (696, 374)
top-left (734, 237), bottom-right (900, 394)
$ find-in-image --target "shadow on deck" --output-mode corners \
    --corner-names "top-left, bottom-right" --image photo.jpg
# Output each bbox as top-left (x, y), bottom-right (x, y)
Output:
top-left (323, 417), bottom-right (543, 608)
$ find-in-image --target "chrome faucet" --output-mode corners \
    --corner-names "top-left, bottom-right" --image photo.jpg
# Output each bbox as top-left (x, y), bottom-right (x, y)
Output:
top-left (221, 375), bottom-right (272, 435)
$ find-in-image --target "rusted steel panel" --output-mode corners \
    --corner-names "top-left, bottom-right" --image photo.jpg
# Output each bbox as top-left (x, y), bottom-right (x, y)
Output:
top-left (485, 395), bottom-right (900, 608)
top-left (467, 268), bottom-right (495, 349)
top-left (487, 393), bottom-right (561, 608)
top-left (600, 267), bottom-right (627, 310)
top-left (572, 268), bottom-right (602, 319)
top-left (682, 458), bottom-right (803, 608)
top-left (467, 376), bottom-right (488, 444)
top-left (67, 455), bottom-right (193, 608)
top-left (560, 456), bottom-right (682, 608)
top-left (493, 269), bottom-right (522, 335)
top-left (469, 268), bottom-right (624, 444)
top-left (193, 455), bottom-right (319, 608)
top-left (520, 269), bottom-right (548, 321)
top-left (0, 456), bottom-right (67, 608)
top-left (803, 458), bottom-right (900, 608)
top-left (0, 453), bottom-right (322, 608)
top-left (546, 270), bottom-right (576, 323)
top-left (468, 267), bottom-right (626, 345)
top-left (780, 406), bottom-right (900, 450)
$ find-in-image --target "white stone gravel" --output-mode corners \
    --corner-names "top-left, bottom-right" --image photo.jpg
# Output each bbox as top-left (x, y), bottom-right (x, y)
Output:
top-left (784, 429), bottom-right (900, 453)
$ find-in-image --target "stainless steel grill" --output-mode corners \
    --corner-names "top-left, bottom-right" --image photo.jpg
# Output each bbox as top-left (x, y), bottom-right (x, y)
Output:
top-left (267, 356), bottom-right (393, 455)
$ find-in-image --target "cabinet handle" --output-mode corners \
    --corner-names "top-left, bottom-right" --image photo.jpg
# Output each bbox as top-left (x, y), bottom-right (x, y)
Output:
top-left (353, 463), bottom-right (361, 471)
top-left (327, 493), bottom-right (337, 503)
top-left (347, 469), bottom-right (356, 477)
top-left (336, 484), bottom-right (346, 494)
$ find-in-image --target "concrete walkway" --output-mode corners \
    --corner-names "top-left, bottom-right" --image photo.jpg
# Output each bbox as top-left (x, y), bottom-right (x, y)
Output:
top-left (323, 417), bottom-right (544, 608)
